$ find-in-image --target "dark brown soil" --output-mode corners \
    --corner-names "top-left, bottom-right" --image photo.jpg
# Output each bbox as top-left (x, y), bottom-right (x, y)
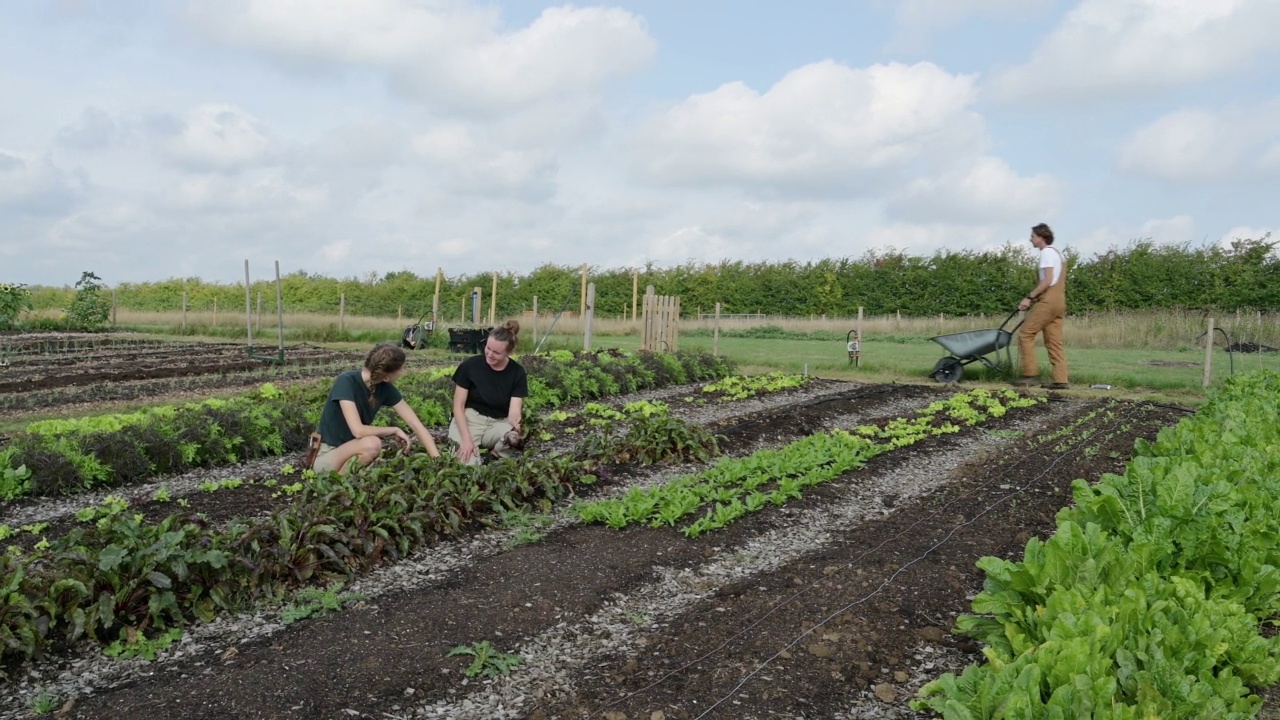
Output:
top-left (49, 393), bottom-right (1189, 720)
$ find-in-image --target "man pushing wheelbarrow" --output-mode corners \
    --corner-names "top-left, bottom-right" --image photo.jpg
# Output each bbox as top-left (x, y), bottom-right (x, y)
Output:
top-left (929, 223), bottom-right (1069, 388)
top-left (1015, 223), bottom-right (1069, 390)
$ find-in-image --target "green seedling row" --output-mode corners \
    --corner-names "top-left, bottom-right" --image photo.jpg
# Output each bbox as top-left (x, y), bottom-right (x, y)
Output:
top-left (574, 388), bottom-right (1043, 537)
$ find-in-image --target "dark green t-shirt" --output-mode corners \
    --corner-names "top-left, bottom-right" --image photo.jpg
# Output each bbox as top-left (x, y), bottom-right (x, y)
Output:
top-left (451, 355), bottom-right (528, 419)
top-left (317, 369), bottom-right (404, 446)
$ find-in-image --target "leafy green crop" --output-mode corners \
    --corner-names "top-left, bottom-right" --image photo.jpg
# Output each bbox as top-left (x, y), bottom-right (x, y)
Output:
top-left (915, 371), bottom-right (1280, 717)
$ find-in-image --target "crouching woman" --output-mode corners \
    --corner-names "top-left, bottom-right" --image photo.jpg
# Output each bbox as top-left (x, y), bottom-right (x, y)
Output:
top-left (313, 344), bottom-right (441, 474)
top-left (449, 320), bottom-right (528, 465)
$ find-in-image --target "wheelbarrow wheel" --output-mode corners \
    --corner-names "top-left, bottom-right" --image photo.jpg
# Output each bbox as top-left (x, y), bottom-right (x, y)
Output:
top-left (931, 357), bottom-right (964, 384)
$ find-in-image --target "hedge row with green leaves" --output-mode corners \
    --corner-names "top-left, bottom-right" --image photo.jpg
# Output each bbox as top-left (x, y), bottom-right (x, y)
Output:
top-left (0, 350), bottom-right (733, 498)
top-left (27, 236), bottom-right (1279, 319)
top-left (915, 370), bottom-right (1280, 717)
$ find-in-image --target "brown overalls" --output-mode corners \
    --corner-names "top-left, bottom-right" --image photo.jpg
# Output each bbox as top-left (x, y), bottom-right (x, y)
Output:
top-left (1018, 248), bottom-right (1068, 384)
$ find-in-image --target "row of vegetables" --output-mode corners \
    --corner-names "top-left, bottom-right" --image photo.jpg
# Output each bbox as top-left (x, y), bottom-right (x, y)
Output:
top-left (0, 349), bottom-right (733, 499)
top-left (0, 371), bottom-right (1038, 671)
top-left (914, 370), bottom-right (1280, 718)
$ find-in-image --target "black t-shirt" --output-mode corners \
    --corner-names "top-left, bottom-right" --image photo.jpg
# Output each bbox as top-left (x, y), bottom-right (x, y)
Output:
top-left (317, 369), bottom-right (404, 445)
top-left (451, 355), bottom-right (528, 419)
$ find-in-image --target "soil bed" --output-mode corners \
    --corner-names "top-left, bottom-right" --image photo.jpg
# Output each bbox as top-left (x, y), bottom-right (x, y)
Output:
top-left (0, 387), bottom-right (1189, 720)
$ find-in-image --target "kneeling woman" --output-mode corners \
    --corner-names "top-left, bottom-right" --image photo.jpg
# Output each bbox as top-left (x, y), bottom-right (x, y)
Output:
top-left (449, 320), bottom-right (528, 465)
top-left (313, 344), bottom-right (441, 474)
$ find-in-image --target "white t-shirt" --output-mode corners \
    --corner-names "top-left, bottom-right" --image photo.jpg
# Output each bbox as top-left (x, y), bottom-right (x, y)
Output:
top-left (1039, 247), bottom-right (1063, 285)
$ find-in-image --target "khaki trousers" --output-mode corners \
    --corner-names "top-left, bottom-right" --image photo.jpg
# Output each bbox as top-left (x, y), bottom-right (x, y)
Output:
top-left (448, 408), bottom-right (516, 466)
top-left (1018, 279), bottom-right (1068, 384)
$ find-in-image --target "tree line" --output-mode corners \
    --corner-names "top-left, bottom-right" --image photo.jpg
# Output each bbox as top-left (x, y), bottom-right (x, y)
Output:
top-left (27, 236), bottom-right (1278, 321)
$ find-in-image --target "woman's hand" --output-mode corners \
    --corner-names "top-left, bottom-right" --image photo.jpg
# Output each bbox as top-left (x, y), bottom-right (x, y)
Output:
top-left (391, 427), bottom-right (411, 453)
top-left (455, 440), bottom-right (478, 463)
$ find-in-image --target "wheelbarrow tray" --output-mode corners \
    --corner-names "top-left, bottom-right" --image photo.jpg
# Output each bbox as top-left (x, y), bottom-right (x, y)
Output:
top-left (930, 328), bottom-right (1013, 359)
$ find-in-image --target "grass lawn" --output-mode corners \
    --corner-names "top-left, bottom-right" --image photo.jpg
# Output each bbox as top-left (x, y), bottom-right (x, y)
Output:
top-left (564, 332), bottom-right (1275, 406)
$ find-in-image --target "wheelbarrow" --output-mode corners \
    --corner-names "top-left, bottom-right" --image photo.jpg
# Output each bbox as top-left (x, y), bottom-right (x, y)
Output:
top-left (928, 309), bottom-right (1024, 383)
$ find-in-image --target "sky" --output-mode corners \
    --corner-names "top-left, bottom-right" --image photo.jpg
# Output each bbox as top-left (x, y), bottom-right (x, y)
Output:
top-left (1, 0), bottom-right (1277, 287)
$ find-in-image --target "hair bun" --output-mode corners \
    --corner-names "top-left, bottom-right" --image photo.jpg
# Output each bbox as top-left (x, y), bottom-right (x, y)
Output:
top-left (503, 319), bottom-right (520, 335)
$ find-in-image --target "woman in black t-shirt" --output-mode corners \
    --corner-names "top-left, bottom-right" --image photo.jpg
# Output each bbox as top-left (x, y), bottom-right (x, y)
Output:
top-left (449, 320), bottom-right (529, 465)
top-left (313, 344), bottom-right (440, 474)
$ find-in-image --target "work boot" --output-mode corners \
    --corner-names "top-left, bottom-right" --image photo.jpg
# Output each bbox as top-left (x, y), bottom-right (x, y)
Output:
top-left (1013, 376), bottom-right (1039, 387)
top-left (1041, 383), bottom-right (1070, 390)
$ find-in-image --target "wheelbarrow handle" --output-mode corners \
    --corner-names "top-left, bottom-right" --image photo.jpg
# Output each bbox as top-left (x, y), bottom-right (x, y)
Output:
top-left (1000, 307), bottom-right (1026, 334)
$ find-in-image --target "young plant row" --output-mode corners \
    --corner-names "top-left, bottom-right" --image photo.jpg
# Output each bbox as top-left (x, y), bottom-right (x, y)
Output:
top-left (0, 350), bottom-right (733, 500)
top-left (0, 405), bottom-right (725, 668)
top-left (914, 370), bottom-right (1280, 719)
top-left (697, 371), bottom-right (811, 401)
top-left (574, 389), bottom-right (1044, 537)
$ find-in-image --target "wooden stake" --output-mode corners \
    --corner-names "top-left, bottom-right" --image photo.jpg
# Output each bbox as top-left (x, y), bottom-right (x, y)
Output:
top-left (243, 260), bottom-right (252, 346)
top-left (579, 263), bottom-right (587, 319)
top-left (583, 283), bottom-right (595, 351)
top-left (339, 293), bottom-right (346, 333)
top-left (489, 272), bottom-right (498, 325)
top-left (182, 292), bottom-right (187, 331)
top-left (432, 267), bottom-right (442, 327)
top-left (532, 295), bottom-right (539, 347)
top-left (713, 302), bottom-right (721, 356)
top-left (631, 269), bottom-right (638, 322)
top-left (1203, 317), bottom-right (1215, 387)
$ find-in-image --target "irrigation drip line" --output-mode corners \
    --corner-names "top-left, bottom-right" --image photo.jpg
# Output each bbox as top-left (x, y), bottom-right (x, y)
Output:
top-left (590, 399), bottom-right (1149, 718)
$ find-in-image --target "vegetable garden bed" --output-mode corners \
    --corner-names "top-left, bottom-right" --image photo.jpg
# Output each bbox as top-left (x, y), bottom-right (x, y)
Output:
top-left (0, 358), bottom-right (1220, 720)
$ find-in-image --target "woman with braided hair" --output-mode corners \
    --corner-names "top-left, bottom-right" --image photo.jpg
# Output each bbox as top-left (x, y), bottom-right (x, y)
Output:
top-left (312, 344), bottom-right (440, 474)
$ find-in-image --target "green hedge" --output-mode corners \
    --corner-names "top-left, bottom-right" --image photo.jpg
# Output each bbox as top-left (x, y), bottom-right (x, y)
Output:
top-left (27, 236), bottom-right (1280, 319)
top-left (0, 350), bottom-right (734, 498)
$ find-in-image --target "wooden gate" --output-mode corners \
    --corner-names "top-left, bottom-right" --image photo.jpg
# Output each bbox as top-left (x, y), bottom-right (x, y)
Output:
top-left (641, 286), bottom-right (680, 352)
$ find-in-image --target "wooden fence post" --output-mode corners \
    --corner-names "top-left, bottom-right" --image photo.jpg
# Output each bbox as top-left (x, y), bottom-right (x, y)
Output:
top-left (339, 293), bottom-right (346, 333)
top-left (532, 295), bottom-right (539, 347)
top-left (213, 297), bottom-right (217, 328)
top-left (182, 292), bottom-right (187, 331)
top-left (713, 302), bottom-right (721, 356)
top-left (1203, 317), bottom-right (1215, 387)
top-left (583, 283), bottom-right (595, 351)
top-left (489, 272), bottom-right (498, 326)
top-left (580, 263), bottom-right (588, 320)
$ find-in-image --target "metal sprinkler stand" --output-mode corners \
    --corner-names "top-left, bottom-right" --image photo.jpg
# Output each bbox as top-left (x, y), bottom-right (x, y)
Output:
top-left (846, 329), bottom-right (861, 366)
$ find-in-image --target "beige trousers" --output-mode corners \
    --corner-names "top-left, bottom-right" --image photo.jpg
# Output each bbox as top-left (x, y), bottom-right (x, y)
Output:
top-left (1018, 277), bottom-right (1069, 384)
top-left (448, 408), bottom-right (516, 466)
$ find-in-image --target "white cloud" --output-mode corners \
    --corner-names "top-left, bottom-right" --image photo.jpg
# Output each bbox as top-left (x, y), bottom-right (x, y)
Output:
top-left (1119, 103), bottom-right (1280, 182)
top-left (412, 123), bottom-right (557, 200)
top-left (891, 0), bottom-right (1053, 48)
top-left (1075, 215), bottom-right (1197, 256)
top-left (887, 156), bottom-right (1063, 224)
top-left (152, 104), bottom-right (273, 172)
top-left (0, 151), bottom-right (85, 216)
top-left (56, 107), bottom-right (120, 151)
top-left (163, 171), bottom-right (328, 214)
top-left (1218, 226), bottom-right (1274, 249)
top-left (188, 1), bottom-right (654, 116)
top-left (989, 0), bottom-right (1280, 102)
top-left (629, 60), bottom-right (985, 196)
